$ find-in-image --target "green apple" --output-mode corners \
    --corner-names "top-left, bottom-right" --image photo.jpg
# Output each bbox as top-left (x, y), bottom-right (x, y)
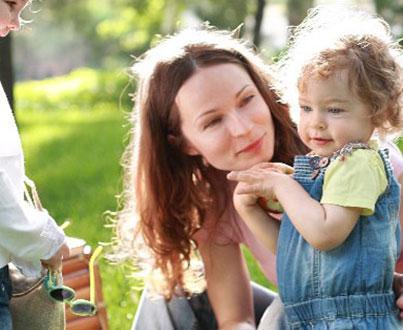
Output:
top-left (258, 197), bottom-right (284, 214)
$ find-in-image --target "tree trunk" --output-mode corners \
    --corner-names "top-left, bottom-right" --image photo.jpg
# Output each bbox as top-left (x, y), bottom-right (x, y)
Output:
top-left (253, 0), bottom-right (266, 47)
top-left (287, 0), bottom-right (314, 27)
top-left (0, 34), bottom-right (14, 112)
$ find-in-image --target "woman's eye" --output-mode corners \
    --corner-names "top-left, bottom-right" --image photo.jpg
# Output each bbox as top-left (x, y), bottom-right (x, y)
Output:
top-left (239, 95), bottom-right (254, 107)
top-left (203, 117), bottom-right (222, 130)
top-left (5, 1), bottom-right (16, 8)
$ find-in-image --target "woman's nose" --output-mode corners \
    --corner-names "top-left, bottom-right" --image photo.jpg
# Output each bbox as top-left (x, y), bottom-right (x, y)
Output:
top-left (8, 16), bottom-right (21, 31)
top-left (227, 112), bottom-right (253, 137)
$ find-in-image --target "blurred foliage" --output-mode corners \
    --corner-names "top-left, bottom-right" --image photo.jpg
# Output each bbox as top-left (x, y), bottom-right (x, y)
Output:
top-left (15, 68), bottom-right (133, 111)
top-left (191, 0), bottom-right (251, 29)
top-left (15, 0), bottom-right (258, 79)
top-left (14, 0), bottom-right (402, 81)
top-left (286, 0), bottom-right (314, 26)
top-left (374, 0), bottom-right (403, 30)
top-left (396, 136), bottom-right (403, 153)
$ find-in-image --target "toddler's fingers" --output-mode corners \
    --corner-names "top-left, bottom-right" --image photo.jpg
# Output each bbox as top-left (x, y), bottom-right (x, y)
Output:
top-left (269, 162), bottom-right (294, 175)
top-left (237, 184), bottom-right (263, 195)
top-left (227, 171), bottom-right (256, 182)
top-left (251, 162), bottom-right (273, 170)
top-left (226, 171), bottom-right (238, 180)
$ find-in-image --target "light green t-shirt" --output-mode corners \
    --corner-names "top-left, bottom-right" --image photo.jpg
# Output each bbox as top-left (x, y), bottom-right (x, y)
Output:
top-left (321, 148), bottom-right (387, 216)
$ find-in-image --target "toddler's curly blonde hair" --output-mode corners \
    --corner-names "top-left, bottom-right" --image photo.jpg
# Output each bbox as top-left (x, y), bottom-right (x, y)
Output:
top-left (278, 5), bottom-right (403, 136)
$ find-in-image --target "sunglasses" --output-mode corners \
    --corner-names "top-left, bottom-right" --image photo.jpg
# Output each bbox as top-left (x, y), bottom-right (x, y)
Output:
top-left (44, 245), bottom-right (103, 317)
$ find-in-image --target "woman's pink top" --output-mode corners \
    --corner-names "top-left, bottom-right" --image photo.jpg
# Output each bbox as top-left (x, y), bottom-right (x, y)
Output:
top-left (195, 142), bottom-right (403, 284)
top-left (387, 141), bottom-right (403, 272)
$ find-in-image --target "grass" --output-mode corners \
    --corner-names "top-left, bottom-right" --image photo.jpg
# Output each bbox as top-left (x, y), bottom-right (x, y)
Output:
top-left (19, 107), bottom-right (140, 329)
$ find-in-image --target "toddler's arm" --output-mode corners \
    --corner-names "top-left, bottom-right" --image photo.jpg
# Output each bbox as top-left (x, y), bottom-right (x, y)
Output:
top-left (228, 163), bottom-right (281, 253)
top-left (228, 165), bottom-right (361, 251)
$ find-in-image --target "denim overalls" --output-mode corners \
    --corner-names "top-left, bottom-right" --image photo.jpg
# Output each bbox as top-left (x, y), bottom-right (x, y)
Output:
top-left (277, 147), bottom-right (401, 329)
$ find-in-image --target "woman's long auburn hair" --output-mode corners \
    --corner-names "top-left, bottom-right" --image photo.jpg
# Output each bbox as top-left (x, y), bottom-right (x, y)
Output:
top-left (114, 28), bottom-right (307, 298)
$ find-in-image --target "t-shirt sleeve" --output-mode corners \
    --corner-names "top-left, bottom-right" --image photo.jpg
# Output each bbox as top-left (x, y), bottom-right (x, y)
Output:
top-left (321, 149), bottom-right (388, 216)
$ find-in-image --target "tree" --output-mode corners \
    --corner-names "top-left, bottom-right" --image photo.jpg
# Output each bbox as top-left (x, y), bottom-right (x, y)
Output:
top-left (191, 0), bottom-right (250, 30)
top-left (0, 35), bottom-right (14, 111)
top-left (286, 0), bottom-right (313, 27)
top-left (253, 0), bottom-right (266, 47)
top-left (14, 0), bottom-right (272, 80)
top-left (373, 0), bottom-right (403, 37)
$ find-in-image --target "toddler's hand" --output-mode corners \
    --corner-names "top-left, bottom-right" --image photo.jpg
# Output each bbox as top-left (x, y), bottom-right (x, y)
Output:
top-left (41, 243), bottom-right (70, 272)
top-left (227, 162), bottom-right (293, 213)
top-left (232, 181), bottom-right (260, 213)
top-left (227, 167), bottom-right (278, 199)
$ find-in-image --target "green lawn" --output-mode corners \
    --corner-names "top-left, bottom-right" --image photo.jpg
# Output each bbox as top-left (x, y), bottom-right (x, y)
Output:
top-left (19, 107), bottom-right (139, 329)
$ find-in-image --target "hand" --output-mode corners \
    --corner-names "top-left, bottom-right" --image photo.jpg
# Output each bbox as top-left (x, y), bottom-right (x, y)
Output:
top-left (41, 243), bottom-right (70, 272)
top-left (394, 272), bottom-right (403, 318)
top-left (232, 181), bottom-right (260, 214)
top-left (227, 164), bottom-right (286, 200)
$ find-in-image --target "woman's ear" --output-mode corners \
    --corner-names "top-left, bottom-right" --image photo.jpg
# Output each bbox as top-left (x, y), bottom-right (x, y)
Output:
top-left (167, 134), bottom-right (200, 156)
top-left (183, 143), bottom-right (200, 156)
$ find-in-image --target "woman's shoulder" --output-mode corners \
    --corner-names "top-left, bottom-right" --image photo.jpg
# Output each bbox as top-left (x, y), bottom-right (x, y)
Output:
top-left (193, 205), bottom-right (244, 246)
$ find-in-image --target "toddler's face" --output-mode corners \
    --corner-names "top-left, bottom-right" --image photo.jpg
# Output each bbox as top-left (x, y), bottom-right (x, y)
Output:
top-left (0, 0), bottom-right (29, 37)
top-left (297, 69), bottom-right (375, 157)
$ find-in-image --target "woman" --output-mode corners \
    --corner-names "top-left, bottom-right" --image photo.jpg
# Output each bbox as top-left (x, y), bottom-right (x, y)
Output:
top-left (114, 27), bottom-right (403, 329)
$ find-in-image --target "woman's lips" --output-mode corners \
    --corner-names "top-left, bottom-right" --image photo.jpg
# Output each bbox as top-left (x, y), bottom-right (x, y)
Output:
top-left (0, 29), bottom-right (9, 37)
top-left (237, 135), bottom-right (265, 154)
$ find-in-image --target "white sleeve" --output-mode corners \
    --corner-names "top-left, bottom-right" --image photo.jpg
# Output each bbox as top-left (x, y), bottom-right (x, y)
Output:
top-left (0, 169), bottom-right (65, 263)
top-left (0, 155), bottom-right (25, 200)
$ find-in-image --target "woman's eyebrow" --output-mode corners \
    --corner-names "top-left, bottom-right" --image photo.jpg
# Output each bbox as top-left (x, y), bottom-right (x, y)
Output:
top-left (236, 84), bottom-right (251, 97)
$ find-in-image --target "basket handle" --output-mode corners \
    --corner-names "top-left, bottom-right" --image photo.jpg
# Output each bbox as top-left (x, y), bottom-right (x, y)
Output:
top-left (24, 176), bottom-right (43, 211)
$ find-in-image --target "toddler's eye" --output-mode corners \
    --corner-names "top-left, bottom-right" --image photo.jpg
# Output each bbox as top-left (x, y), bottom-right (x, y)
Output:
top-left (328, 108), bottom-right (343, 114)
top-left (300, 106), bottom-right (312, 112)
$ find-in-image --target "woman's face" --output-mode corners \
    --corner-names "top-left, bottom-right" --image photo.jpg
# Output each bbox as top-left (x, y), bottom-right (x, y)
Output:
top-left (175, 63), bottom-right (275, 171)
top-left (0, 0), bottom-right (28, 37)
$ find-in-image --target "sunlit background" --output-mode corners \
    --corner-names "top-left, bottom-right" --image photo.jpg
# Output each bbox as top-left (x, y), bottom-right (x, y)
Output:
top-left (3, 0), bottom-right (402, 328)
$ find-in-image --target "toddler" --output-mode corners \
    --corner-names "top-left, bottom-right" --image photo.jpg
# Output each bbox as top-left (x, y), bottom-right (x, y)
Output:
top-left (229, 6), bottom-right (402, 328)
